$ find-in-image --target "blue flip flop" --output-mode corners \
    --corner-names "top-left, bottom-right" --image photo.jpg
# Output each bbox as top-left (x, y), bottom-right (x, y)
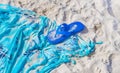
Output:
top-left (46, 21), bottom-right (85, 44)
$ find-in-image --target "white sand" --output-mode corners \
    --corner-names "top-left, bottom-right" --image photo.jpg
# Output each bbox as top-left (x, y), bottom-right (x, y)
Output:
top-left (0, 0), bottom-right (120, 73)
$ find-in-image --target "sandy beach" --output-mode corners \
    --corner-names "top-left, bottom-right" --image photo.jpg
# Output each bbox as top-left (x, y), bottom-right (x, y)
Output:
top-left (0, 0), bottom-right (120, 73)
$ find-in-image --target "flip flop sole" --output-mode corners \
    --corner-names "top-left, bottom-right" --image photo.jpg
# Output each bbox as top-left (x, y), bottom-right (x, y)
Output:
top-left (68, 21), bottom-right (85, 34)
top-left (47, 30), bottom-right (70, 44)
top-left (47, 22), bottom-right (85, 44)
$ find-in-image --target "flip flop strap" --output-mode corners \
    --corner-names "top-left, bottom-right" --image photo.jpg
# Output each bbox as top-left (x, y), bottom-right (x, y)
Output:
top-left (56, 23), bottom-right (71, 36)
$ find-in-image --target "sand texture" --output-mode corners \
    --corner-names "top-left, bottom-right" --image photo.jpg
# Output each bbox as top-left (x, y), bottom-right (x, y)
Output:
top-left (0, 0), bottom-right (120, 73)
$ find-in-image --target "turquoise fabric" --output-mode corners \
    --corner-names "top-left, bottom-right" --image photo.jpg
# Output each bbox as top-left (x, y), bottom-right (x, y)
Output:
top-left (0, 4), bottom-right (102, 73)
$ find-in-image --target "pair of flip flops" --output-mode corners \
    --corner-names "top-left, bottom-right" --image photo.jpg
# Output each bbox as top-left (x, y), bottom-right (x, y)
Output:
top-left (46, 21), bottom-right (85, 44)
